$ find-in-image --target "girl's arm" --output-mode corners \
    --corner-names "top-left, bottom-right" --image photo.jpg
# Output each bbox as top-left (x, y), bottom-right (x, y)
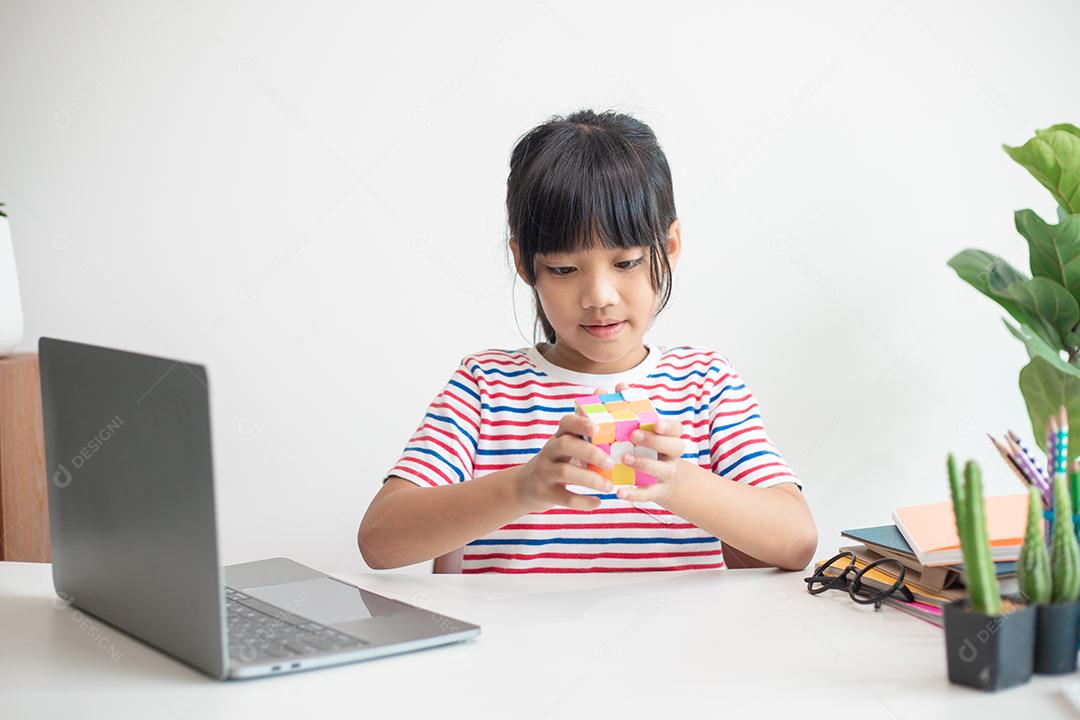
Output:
top-left (358, 470), bottom-right (530, 570)
top-left (662, 462), bottom-right (817, 571)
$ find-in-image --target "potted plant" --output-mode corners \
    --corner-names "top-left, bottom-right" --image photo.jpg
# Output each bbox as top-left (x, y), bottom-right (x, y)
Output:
top-left (1018, 477), bottom-right (1080, 673)
top-left (0, 201), bottom-right (24, 357)
top-left (943, 455), bottom-right (1036, 691)
top-left (948, 124), bottom-right (1080, 464)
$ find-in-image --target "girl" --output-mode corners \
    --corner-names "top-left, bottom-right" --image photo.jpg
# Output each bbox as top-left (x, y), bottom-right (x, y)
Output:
top-left (359, 109), bottom-right (817, 574)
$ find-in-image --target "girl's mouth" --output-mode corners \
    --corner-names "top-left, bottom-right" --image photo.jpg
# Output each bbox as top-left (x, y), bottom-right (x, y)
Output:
top-left (582, 321), bottom-right (625, 339)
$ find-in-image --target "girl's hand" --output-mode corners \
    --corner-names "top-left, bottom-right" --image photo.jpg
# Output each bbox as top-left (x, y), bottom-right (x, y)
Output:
top-left (599, 382), bottom-right (687, 504)
top-left (514, 412), bottom-right (616, 513)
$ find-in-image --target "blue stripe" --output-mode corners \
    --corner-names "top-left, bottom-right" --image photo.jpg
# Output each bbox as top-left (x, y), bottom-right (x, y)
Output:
top-left (717, 449), bottom-right (779, 476)
top-left (423, 411), bottom-right (478, 451)
top-left (448, 378), bottom-right (480, 403)
top-left (467, 536), bottom-right (720, 546)
top-left (708, 383), bottom-right (747, 405)
top-left (403, 446), bottom-right (466, 482)
top-left (646, 366), bottom-right (724, 382)
top-left (478, 446), bottom-right (539, 456)
top-left (481, 402), bottom-right (572, 414)
top-left (710, 413), bottom-right (761, 436)
top-left (469, 364), bottom-right (546, 379)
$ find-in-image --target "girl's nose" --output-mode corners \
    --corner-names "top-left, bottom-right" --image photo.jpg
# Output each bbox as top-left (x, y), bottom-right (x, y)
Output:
top-left (582, 272), bottom-right (619, 308)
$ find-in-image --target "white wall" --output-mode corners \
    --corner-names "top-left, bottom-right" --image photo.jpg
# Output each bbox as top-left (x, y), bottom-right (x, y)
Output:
top-left (2, 0), bottom-right (1077, 574)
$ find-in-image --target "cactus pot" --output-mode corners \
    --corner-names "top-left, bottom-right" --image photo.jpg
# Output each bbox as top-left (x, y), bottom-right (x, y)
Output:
top-left (1034, 600), bottom-right (1080, 674)
top-left (943, 596), bottom-right (1035, 691)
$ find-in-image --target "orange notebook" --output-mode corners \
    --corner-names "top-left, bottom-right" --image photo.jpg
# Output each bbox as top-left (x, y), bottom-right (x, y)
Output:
top-left (892, 494), bottom-right (1029, 567)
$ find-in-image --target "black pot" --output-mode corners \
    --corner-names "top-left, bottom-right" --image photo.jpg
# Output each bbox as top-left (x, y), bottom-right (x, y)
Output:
top-left (943, 597), bottom-right (1036, 691)
top-left (1034, 600), bottom-right (1080, 674)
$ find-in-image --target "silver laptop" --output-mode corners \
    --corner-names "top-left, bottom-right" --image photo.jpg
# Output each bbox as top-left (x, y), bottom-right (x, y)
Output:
top-left (38, 337), bottom-right (479, 680)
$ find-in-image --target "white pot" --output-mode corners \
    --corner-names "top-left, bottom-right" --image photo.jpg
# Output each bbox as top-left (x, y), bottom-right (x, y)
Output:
top-left (0, 216), bottom-right (25, 357)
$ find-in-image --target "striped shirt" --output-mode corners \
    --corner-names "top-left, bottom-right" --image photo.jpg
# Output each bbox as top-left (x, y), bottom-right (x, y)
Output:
top-left (384, 343), bottom-right (803, 573)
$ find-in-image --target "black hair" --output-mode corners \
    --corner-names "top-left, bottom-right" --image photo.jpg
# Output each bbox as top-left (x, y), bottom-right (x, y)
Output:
top-left (505, 108), bottom-right (678, 345)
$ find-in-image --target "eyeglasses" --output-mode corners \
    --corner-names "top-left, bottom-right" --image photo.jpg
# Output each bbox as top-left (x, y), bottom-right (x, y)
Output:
top-left (803, 551), bottom-right (915, 610)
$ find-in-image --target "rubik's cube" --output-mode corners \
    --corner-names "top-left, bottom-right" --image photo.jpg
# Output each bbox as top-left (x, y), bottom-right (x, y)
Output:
top-left (575, 388), bottom-right (660, 487)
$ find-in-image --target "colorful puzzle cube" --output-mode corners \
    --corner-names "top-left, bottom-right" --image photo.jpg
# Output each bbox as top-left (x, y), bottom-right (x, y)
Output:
top-left (574, 388), bottom-right (660, 487)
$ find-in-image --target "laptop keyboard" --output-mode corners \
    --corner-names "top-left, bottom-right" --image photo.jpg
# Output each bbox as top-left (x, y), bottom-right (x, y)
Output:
top-left (226, 587), bottom-right (367, 664)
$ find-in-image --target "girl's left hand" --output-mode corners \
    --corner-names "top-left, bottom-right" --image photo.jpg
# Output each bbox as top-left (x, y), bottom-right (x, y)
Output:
top-left (593, 382), bottom-right (687, 504)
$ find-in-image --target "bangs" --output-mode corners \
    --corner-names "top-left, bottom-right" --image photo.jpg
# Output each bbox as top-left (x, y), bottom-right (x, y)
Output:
top-left (508, 125), bottom-right (668, 265)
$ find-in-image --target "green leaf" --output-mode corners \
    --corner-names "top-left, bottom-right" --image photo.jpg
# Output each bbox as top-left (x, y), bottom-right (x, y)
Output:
top-left (1003, 318), bottom-right (1080, 379)
top-left (1019, 356), bottom-right (1080, 463)
top-left (1042, 124), bottom-right (1080, 141)
top-left (991, 275), bottom-right (1078, 350)
top-left (948, 249), bottom-right (1030, 326)
top-left (1003, 127), bottom-right (1080, 214)
top-left (1016, 209), bottom-right (1080, 307)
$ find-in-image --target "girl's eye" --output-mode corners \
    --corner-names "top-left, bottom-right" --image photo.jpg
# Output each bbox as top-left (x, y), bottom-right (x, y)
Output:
top-left (545, 257), bottom-right (644, 277)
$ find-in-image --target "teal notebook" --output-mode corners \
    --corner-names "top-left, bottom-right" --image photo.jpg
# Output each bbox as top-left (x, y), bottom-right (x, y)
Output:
top-left (841, 525), bottom-right (1017, 575)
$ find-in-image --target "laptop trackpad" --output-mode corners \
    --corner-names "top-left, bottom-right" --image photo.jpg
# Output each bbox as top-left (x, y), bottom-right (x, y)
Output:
top-left (243, 577), bottom-right (409, 626)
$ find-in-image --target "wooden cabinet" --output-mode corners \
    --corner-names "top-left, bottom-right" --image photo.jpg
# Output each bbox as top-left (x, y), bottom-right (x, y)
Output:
top-left (0, 353), bottom-right (50, 562)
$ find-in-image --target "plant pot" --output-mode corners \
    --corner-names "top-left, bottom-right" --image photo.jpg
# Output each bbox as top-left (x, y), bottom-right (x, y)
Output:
top-left (943, 596), bottom-right (1036, 691)
top-left (1034, 600), bottom-right (1080, 674)
top-left (0, 217), bottom-right (23, 356)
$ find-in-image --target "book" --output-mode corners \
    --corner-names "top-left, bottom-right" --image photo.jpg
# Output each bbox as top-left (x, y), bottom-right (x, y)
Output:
top-left (890, 494), bottom-right (1028, 567)
top-left (841, 525), bottom-right (1017, 588)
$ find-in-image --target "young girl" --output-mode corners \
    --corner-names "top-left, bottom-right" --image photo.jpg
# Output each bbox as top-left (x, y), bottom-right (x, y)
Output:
top-left (359, 109), bottom-right (817, 574)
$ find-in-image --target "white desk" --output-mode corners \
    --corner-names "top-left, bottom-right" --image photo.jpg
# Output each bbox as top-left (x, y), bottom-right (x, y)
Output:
top-left (1, 561), bottom-right (1077, 718)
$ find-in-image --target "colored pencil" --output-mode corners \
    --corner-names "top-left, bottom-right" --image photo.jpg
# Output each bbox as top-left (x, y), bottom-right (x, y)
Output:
top-left (1008, 431), bottom-right (1050, 485)
top-left (989, 434), bottom-right (1032, 490)
top-left (1070, 458), bottom-right (1080, 516)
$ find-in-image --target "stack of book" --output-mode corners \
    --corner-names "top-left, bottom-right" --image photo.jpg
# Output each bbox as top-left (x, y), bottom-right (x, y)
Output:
top-left (815, 494), bottom-right (1028, 626)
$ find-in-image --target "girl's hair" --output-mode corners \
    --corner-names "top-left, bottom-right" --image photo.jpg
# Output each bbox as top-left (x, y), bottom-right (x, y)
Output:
top-left (506, 109), bottom-right (678, 345)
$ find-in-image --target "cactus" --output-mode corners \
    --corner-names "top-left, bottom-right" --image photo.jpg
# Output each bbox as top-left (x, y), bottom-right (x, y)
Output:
top-left (947, 455), bottom-right (1002, 615)
top-left (1018, 485), bottom-right (1052, 604)
top-left (1051, 474), bottom-right (1080, 603)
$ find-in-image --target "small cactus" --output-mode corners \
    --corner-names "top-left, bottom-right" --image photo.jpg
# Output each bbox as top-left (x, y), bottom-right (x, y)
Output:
top-left (1018, 485), bottom-right (1051, 604)
top-left (1051, 474), bottom-right (1080, 603)
top-left (947, 455), bottom-right (1002, 615)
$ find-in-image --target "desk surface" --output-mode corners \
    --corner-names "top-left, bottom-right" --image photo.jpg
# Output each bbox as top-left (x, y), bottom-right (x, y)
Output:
top-left (2, 561), bottom-right (1078, 718)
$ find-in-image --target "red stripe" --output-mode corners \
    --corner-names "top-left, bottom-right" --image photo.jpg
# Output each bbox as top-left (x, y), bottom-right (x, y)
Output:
top-left (462, 562), bottom-right (726, 573)
top-left (467, 355), bottom-right (532, 367)
top-left (411, 427), bottom-right (472, 470)
top-left (713, 436), bottom-right (769, 463)
top-left (479, 429), bottom-right (712, 444)
top-left (464, 549), bottom-right (723, 561)
top-left (390, 464), bottom-right (439, 488)
top-left (712, 402), bottom-right (759, 418)
top-left (712, 424), bottom-right (763, 450)
top-left (749, 471), bottom-right (797, 487)
top-left (396, 456), bottom-right (452, 486)
top-left (498, 522), bottom-right (698, 530)
top-left (533, 507), bottom-right (675, 516)
top-left (728, 461), bottom-right (786, 483)
top-left (654, 357), bottom-right (717, 372)
top-left (439, 390), bottom-right (481, 429)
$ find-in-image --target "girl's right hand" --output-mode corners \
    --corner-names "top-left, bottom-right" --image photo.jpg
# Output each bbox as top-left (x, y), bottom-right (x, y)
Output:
top-left (514, 412), bottom-right (615, 513)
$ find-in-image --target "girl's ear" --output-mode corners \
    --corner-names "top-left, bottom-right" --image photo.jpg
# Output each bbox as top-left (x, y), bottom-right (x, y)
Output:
top-left (666, 220), bottom-right (682, 270)
top-left (510, 238), bottom-right (533, 286)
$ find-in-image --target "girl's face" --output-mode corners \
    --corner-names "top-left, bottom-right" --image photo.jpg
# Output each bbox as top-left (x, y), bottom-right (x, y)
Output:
top-left (513, 221), bottom-right (681, 374)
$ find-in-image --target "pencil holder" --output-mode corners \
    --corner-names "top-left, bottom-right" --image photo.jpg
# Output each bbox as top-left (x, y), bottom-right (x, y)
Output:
top-left (1042, 510), bottom-right (1080, 546)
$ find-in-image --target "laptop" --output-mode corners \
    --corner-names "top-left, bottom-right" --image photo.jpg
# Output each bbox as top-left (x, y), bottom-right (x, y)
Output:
top-left (38, 337), bottom-right (480, 680)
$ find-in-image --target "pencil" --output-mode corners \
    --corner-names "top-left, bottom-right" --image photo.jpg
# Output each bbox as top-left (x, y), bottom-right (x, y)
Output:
top-left (989, 434), bottom-right (1031, 489)
top-left (1008, 430), bottom-right (1049, 483)
top-left (1007, 435), bottom-right (1051, 510)
top-left (1070, 458), bottom-right (1080, 516)
top-left (1005, 435), bottom-right (1047, 490)
top-left (1058, 404), bottom-right (1070, 477)
top-left (1049, 413), bottom-right (1058, 480)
